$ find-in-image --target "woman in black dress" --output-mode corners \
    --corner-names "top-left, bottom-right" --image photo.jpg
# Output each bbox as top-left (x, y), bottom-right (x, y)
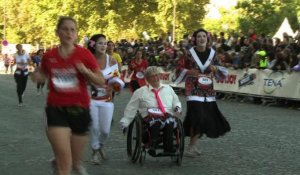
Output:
top-left (176, 29), bottom-right (231, 157)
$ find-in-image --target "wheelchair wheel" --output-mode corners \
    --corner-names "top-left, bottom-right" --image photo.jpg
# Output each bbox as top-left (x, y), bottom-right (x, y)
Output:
top-left (127, 114), bottom-right (143, 163)
top-left (175, 118), bottom-right (184, 166)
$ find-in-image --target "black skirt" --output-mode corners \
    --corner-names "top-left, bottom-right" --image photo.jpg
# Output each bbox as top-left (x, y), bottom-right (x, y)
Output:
top-left (183, 101), bottom-right (230, 138)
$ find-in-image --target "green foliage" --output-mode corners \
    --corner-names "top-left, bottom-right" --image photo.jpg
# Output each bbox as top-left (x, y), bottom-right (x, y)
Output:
top-left (203, 7), bottom-right (240, 37)
top-left (236, 0), bottom-right (300, 36)
top-left (1, 0), bottom-right (300, 47)
top-left (0, 0), bottom-right (210, 46)
top-left (176, 0), bottom-right (210, 39)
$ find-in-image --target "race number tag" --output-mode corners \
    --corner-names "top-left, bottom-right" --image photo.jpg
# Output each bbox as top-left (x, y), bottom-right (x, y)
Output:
top-left (52, 76), bottom-right (79, 91)
top-left (147, 108), bottom-right (164, 116)
top-left (96, 88), bottom-right (107, 97)
top-left (51, 68), bottom-right (79, 92)
top-left (136, 72), bottom-right (144, 79)
top-left (15, 70), bottom-right (21, 75)
top-left (198, 75), bottom-right (212, 86)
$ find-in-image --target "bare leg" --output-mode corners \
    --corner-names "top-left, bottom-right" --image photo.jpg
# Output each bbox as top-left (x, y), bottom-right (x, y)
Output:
top-left (190, 134), bottom-right (200, 145)
top-left (47, 127), bottom-right (72, 175)
top-left (71, 134), bottom-right (88, 170)
top-left (186, 128), bottom-right (202, 155)
top-left (189, 128), bottom-right (200, 146)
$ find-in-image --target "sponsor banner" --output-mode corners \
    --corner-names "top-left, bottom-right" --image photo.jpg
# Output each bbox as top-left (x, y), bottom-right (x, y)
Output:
top-left (120, 66), bottom-right (300, 100)
top-left (214, 68), bottom-right (300, 100)
top-left (120, 65), bottom-right (176, 85)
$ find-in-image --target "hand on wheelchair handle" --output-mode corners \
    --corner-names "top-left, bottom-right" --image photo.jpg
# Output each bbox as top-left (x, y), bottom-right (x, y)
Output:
top-left (122, 128), bottom-right (127, 135)
top-left (174, 106), bottom-right (182, 117)
top-left (174, 106), bottom-right (182, 114)
top-left (120, 122), bottom-right (127, 135)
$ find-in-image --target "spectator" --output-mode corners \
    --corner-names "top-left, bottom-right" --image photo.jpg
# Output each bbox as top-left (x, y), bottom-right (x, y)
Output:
top-left (128, 48), bottom-right (148, 92)
top-left (107, 41), bottom-right (123, 72)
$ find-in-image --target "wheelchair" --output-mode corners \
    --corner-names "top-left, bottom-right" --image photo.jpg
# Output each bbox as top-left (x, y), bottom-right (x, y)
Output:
top-left (126, 112), bottom-right (184, 166)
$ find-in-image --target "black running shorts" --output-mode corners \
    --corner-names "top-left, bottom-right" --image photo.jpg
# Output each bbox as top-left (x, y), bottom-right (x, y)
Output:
top-left (45, 106), bottom-right (91, 135)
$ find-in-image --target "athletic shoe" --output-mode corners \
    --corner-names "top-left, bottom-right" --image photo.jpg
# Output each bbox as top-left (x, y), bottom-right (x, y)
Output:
top-left (193, 146), bottom-right (202, 155)
top-left (99, 147), bottom-right (108, 160)
top-left (18, 103), bottom-right (23, 107)
top-left (73, 165), bottom-right (89, 175)
top-left (51, 159), bottom-right (57, 175)
top-left (185, 145), bottom-right (201, 157)
top-left (91, 150), bottom-right (100, 165)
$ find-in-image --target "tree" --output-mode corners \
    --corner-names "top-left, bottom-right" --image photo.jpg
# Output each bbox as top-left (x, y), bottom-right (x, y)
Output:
top-left (236, 0), bottom-right (299, 36)
top-left (203, 6), bottom-right (240, 37)
top-left (0, 0), bottom-right (210, 46)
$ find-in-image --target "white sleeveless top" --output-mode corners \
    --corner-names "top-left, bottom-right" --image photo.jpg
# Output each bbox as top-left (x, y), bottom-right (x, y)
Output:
top-left (101, 54), bottom-right (111, 80)
top-left (14, 53), bottom-right (30, 70)
top-left (91, 54), bottom-right (111, 98)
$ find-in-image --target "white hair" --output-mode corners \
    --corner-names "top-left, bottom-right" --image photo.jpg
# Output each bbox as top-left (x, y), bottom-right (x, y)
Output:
top-left (144, 66), bottom-right (162, 78)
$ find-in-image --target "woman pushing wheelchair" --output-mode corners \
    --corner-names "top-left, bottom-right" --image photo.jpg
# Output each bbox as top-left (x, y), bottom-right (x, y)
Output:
top-left (120, 66), bottom-right (182, 156)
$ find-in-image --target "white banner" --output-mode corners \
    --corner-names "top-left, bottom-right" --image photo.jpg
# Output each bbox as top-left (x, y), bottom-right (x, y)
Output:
top-left (213, 68), bottom-right (300, 100)
top-left (120, 66), bottom-right (300, 100)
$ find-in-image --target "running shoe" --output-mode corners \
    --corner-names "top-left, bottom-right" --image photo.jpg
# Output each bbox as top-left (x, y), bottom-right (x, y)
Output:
top-left (51, 158), bottom-right (57, 175)
top-left (91, 150), bottom-right (100, 165)
top-left (185, 145), bottom-right (201, 157)
top-left (99, 147), bottom-right (108, 160)
top-left (73, 165), bottom-right (89, 175)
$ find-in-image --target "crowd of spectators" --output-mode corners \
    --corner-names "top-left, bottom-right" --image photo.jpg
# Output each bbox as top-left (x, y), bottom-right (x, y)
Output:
top-left (110, 29), bottom-right (300, 74)
top-left (111, 28), bottom-right (300, 109)
top-left (1, 28), bottom-right (299, 109)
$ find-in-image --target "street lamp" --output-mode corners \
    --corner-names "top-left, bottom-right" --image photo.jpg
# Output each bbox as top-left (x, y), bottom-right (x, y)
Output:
top-left (3, 0), bottom-right (6, 40)
top-left (172, 0), bottom-right (176, 44)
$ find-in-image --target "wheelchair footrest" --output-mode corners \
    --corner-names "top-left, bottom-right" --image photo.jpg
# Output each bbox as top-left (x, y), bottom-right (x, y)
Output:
top-left (153, 152), bottom-right (178, 157)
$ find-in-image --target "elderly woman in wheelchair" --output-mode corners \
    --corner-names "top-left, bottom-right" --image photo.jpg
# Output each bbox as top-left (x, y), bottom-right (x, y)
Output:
top-left (120, 66), bottom-right (184, 164)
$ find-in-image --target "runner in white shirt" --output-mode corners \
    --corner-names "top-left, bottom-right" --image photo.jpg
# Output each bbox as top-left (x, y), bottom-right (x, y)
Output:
top-left (87, 34), bottom-right (125, 165)
top-left (13, 44), bottom-right (31, 106)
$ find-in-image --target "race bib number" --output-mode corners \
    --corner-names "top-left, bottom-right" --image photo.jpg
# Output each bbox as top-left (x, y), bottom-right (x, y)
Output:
top-left (147, 108), bottom-right (164, 116)
top-left (198, 75), bottom-right (212, 86)
top-left (17, 65), bottom-right (27, 70)
top-left (15, 70), bottom-right (21, 75)
top-left (95, 88), bottom-right (107, 97)
top-left (51, 68), bottom-right (79, 92)
top-left (136, 72), bottom-right (144, 79)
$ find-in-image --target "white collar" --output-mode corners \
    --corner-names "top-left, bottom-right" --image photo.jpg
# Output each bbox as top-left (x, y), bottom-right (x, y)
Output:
top-left (148, 83), bottom-right (165, 91)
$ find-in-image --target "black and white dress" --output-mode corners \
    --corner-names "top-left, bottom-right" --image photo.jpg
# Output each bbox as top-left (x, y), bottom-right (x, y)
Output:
top-left (178, 47), bottom-right (231, 138)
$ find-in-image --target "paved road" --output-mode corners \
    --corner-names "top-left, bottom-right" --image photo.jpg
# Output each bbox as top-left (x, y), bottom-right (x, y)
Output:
top-left (0, 74), bottom-right (299, 175)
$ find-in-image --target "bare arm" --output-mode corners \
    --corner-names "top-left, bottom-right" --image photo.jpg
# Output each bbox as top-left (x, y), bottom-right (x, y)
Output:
top-left (31, 68), bottom-right (46, 83)
top-left (76, 63), bottom-right (105, 86)
top-left (118, 62), bottom-right (122, 73)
